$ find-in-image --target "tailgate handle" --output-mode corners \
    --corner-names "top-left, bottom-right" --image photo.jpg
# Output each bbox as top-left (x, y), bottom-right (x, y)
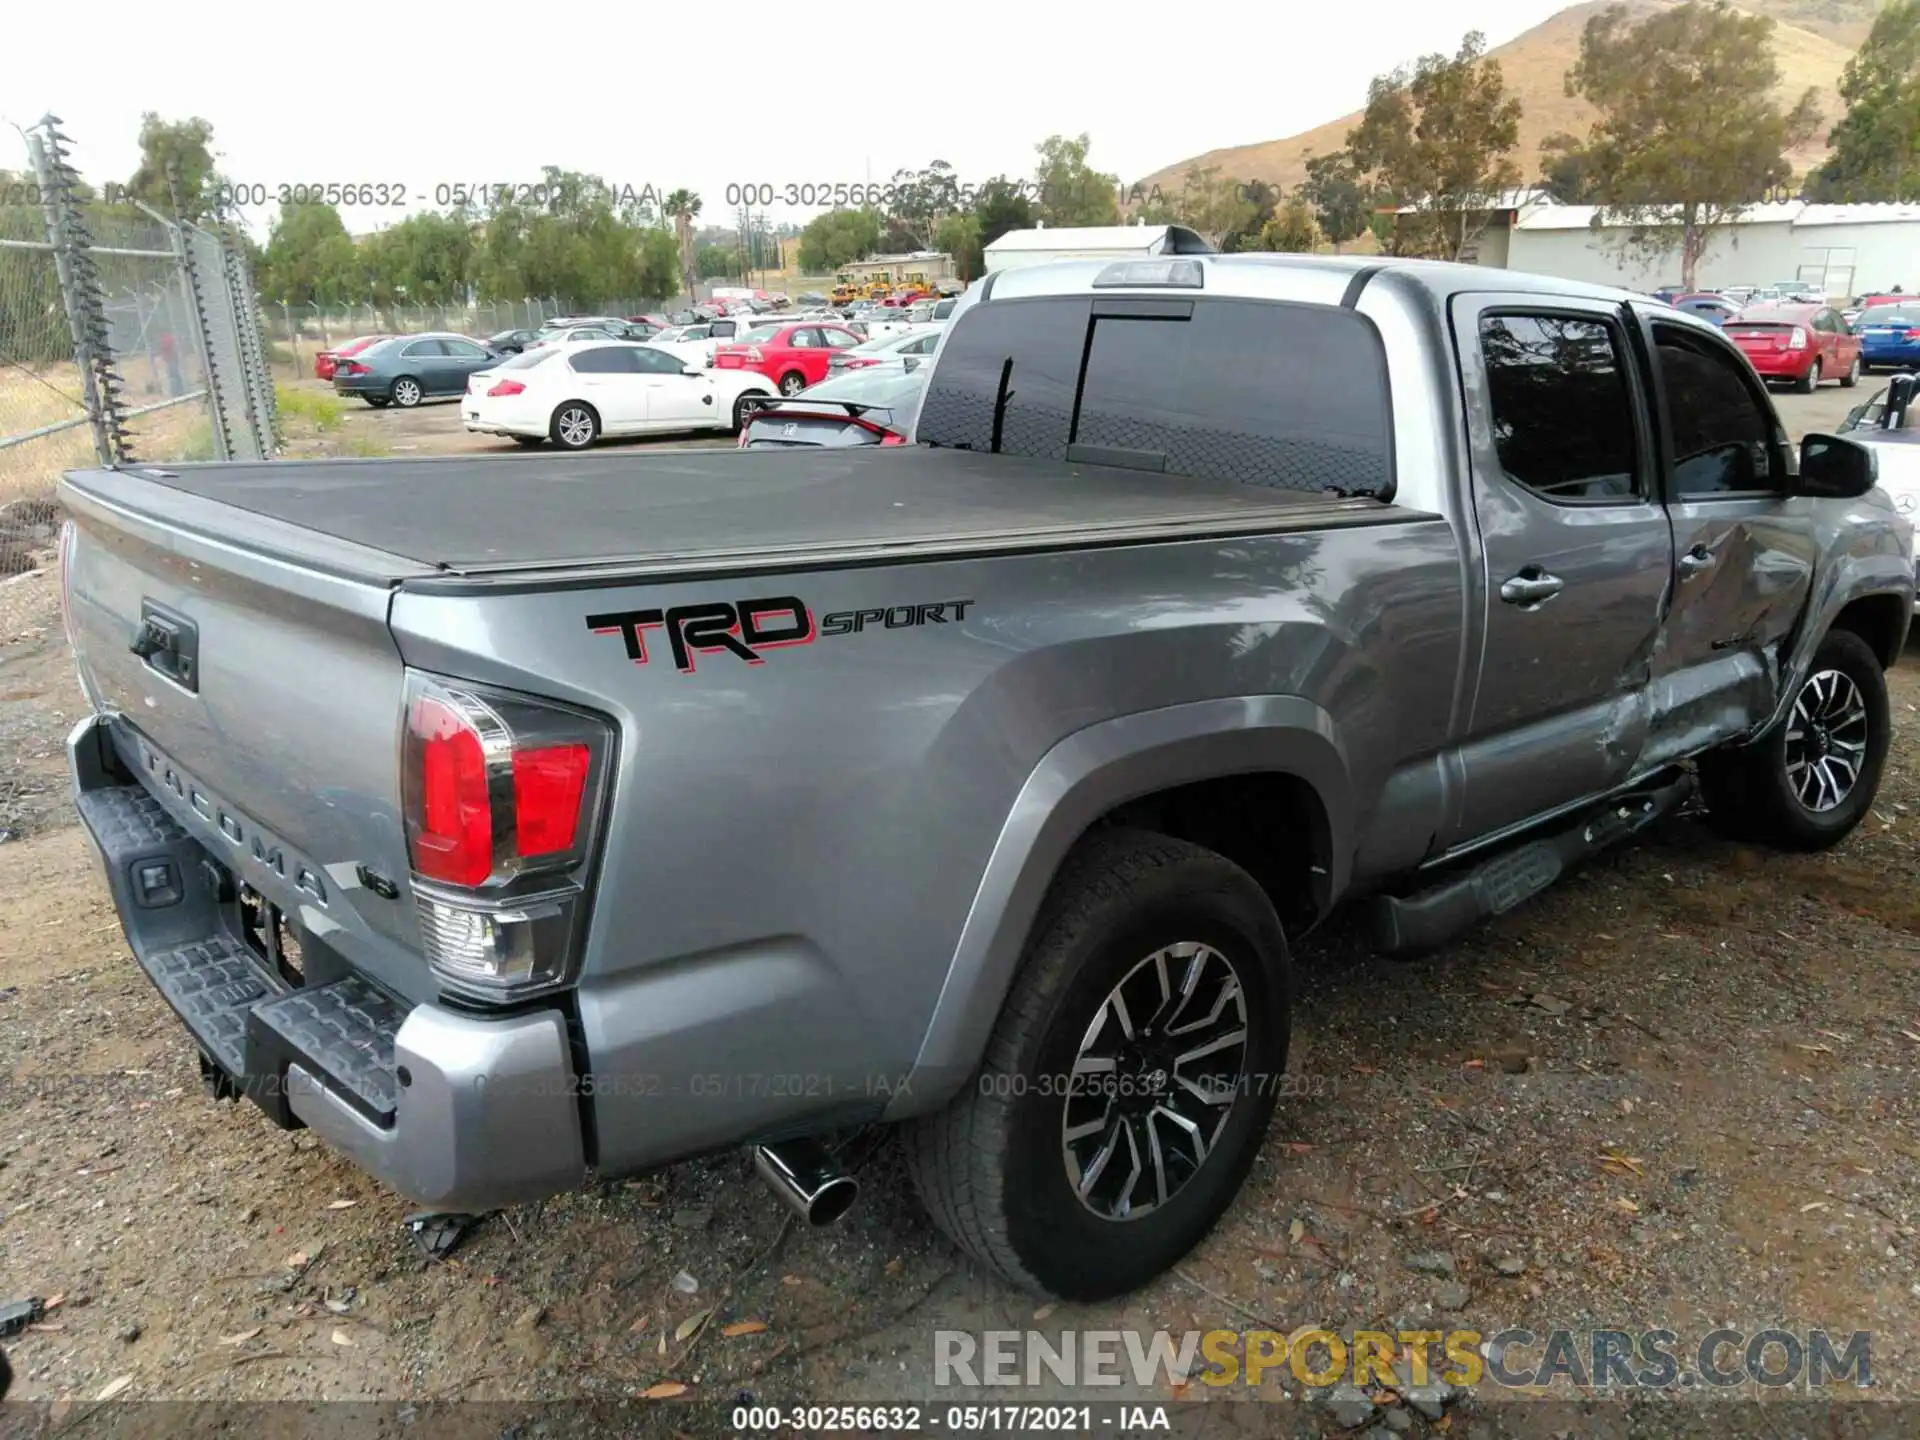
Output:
top-left (131, 601), bottom-right (199, 693)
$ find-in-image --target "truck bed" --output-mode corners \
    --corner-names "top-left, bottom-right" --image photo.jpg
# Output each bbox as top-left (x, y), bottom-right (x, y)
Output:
top-left (66, 447), bottom-right (1419, 585)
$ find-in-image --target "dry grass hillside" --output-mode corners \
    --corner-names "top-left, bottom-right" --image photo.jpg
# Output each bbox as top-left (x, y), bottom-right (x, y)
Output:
top-left (1133, 0), bottom-right (1876, 199)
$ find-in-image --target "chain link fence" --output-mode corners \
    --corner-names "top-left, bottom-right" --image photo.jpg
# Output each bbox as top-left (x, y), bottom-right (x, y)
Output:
top-left (1, 115), bottom-right (277, 636)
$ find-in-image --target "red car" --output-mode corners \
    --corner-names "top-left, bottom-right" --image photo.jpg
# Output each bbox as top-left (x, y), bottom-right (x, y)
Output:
top-left (712, 321), bottom-right (864, 395)
top-left (314, 334), bottom-right (385, 381)
top-left (1724, 303), bottom-right (1862, 392)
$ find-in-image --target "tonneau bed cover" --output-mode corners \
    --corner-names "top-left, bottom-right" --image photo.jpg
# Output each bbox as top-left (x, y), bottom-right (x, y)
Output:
top-left (62, 447), bottom-right (1420, 585)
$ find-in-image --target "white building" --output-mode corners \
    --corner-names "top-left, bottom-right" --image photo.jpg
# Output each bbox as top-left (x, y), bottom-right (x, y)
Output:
top-left (984, 223), bottom-right (1211, 274)
top-left (1486, 200), bottom-right (1920, 297)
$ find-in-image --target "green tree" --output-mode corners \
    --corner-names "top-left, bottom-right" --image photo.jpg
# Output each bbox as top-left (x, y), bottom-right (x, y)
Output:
top-left (1343, 31), bottom-right (1523, 260)
top-left (696, 243), bottom-right (741, 280)
top-left (1297, 153), bottom-right (1373, 249)
top-left (259, 202), bottom-right (360, 305)
top-left (125, 113), bottom-right (224, 221)
top-left (797, 208), bottom-right (883, 272)
top-left (665, 188), bottom-right (702, 300)
top-left (887, 160), bottom-right (962, 249)
top-left (1538, 132), bottom-right (1604, 203)
top-left (1555, 2), bottom-right (1821, 288)
top-left (934, 210), bottom-right (982, 280)
top-left (365, 211), bottom-right (473, 305)
top-left (1808, 0), bottom-right (1920, 200)
top-left (973, 177), bottom-right (1035, 253)
top-left (1033, 134), bottom-right (1121, 226)
top-left (1222, 180), bottom-right (1280, 251)
top-left (463, 168), bottom-right (677, 307)
top-left (1257, 197), bottom-right (1322, 252)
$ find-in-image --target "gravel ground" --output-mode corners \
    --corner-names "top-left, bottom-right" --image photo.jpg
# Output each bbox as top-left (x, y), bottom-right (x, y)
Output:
top-left (1, 386), bottom-right (1915, 1436)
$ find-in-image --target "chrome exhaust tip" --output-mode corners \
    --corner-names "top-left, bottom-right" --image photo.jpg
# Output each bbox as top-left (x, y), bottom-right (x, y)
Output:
top-left (753, 1138), bottom-right (859, 1227)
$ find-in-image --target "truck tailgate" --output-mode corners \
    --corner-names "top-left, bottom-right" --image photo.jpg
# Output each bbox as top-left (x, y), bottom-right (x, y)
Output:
top-left (59, 467), bottom-right (437, 1006)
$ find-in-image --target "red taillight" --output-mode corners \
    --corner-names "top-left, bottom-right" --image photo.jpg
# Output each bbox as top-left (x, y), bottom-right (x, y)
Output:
top-left (880, 432), bottom-right (906, 445)
top-left (842, 358), bottom-right (877, 369)
top-left (513, 744), bottom-right (588, 856)
top-left (339, 360), bottom-right (370, 376)
top-left (1905, 330), bottom-right (1920, 341)
top-left (488, 378), bottom-right (526, 397)
top-left (409, 695), bottom-right (495, 887)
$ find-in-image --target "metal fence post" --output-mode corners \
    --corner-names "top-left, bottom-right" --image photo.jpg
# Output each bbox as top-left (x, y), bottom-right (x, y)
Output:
top-left (222, 230), bottom-right (279, 453)
top-left (161, 212), bottom-right (232, 461)
top-left (27, 115), bottom-right (134, 466)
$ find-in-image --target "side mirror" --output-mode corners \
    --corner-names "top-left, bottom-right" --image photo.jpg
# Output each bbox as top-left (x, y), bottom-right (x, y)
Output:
top-left (1889, 372), bottom-right (1918, 429)
top-left (682, 366), bottom-right (704, 377)
top-left (1796, 433), bottom-right (1878, 499)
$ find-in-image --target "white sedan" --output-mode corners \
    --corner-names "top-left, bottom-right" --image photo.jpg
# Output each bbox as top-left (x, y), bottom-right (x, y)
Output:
top-left (647, 323), bottom-right (720, 369)
top-left (463, 340), bottom-right (776, 450)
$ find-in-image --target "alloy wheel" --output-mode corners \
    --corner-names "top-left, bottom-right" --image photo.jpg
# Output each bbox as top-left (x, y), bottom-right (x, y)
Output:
top-left (393, 378), bottom-right (421, 407)
top-left (1061, 941), bottom-right (1248, 1222)
top-left (1785, 667), bottom-right (1870, 812)
top-left (556, 407), bottom-right (595, 448)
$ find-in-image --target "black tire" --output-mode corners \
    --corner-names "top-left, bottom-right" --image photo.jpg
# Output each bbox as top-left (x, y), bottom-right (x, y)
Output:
top-left (511, 435), bottom-right (544, 447)
top-left (732, 392), bottom-right (768, 432)
top-left (1841, 354), bottom-right (1862, 388)
top-left (390, 376), bottom-right (424, 408)
top-left (903, 830), bottom-right (1291, 1300)
top-left (1796, 358), bottom-right (1822, 394)
top-left (365, 396), bottom-right (390, 408)
top-left (778, 371), bottom-right (807, 396)
top-left (550, 402), bottom-right (600, 450)
top-left (1699, 629), bottom-right (1889, 851)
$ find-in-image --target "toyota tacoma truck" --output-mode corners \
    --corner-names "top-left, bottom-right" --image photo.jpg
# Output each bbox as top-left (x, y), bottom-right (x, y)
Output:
top-left (59, 254), bottom-right (1914, 1301)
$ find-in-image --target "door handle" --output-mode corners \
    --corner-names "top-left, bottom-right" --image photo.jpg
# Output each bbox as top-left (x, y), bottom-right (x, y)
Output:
top-left (1678, 543), bottom-right (1714, 575)
top-left (1499, 567), bottom-right (1564, 607)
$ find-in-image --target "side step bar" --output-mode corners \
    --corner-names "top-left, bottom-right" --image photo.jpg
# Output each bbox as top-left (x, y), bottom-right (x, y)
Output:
top-left (1369, 769), bottom-right (1695, 956)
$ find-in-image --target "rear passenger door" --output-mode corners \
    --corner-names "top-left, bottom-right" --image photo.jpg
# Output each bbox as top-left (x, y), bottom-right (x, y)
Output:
top-left (1447, 296), bottom-right (1674, 846)
top-left (1639, 315), bottom-right (1814, 748)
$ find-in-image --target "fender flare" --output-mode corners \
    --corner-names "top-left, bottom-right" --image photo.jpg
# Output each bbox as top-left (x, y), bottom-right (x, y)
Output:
top-left (886, 695), bottom-right (1352, 1118)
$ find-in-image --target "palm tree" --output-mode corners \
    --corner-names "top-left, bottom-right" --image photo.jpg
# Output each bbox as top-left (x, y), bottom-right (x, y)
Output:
top-left (666, 189), bottom-right (702, 301)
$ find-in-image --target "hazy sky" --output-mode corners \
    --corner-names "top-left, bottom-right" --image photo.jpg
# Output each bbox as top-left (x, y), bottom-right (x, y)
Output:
top-left (5, 0), bottom-right (1571, 234)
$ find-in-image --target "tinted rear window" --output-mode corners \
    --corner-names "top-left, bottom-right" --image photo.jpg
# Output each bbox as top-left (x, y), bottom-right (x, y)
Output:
top-left (915, 297), bottom-right (1393, 496)
top-left (1867, 313), bottom-right (1920, 328)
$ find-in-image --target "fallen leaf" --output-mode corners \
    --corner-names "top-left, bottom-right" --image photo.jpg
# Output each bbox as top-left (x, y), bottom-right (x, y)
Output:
top-left (1899, 1031), bottom-right (1920, 1044)
top-left (1816, 1030), bottom-right (1847, 1043)
top-left (29, 1323), bottom-right (66, 1333)
top-left (628, 1315), bottom-right (649, 1335)
top-left (1794, 1043), bottom-right (1833, 1055)
top-left (324, 1299), bottom-right (351, 1315)
top-left (1613, 1198), bottom-right (1640, 1214)
top-left (722, 1320), bottom-right (770, 1337)
top-left (1619, 1098), bottom-right (1636, 1115)
top-left (884, 1257), bottom-right (903, 1276)
top-left (675, 1306), bottom-right (713, 1343)
top-left (1463, 1058), bottom-right (1486, 1070)
top-left (1289, 1218), bottom-right (1306, 1244)
top-left (640, 1382), bottom-right (688, 1400)
top-left (326, 1200), bottom-right (358, 1211)
top-left (284, 1250), bottom-right (309, 1270)
top-left (44, 1293), bottom-right (65, 1312)
top-left (1352, 1064), bottom-right (1378, 1075)
top-left (657, 1331), bottom-right (667, 1356)
top-left (223, 1327), bottom-right (263, 1345)
top-left (1032, 1304), bottom-right (1056, 1322)
top-left (780, 1275), bottom-right (804, 1287)
top-left (96, 1377), bottom-right (133, 1402)
top-left (1599, 1151), bottom-right (1646, 1177)
top-left (331, 1328), bottom-right (355, 1347)
top-left (1801, 1201), bottom-right (1830, 1213)
top-left (1283, 1141), bottom-right (1314, 1155)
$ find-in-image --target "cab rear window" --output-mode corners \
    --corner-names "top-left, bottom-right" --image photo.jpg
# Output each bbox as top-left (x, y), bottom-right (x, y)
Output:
top-left (914, 296), bottom-right (1394, 497)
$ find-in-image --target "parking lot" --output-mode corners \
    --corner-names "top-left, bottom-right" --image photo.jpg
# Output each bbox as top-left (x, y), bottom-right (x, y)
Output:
top-left (1, 383), bottom-right (1914, 1432)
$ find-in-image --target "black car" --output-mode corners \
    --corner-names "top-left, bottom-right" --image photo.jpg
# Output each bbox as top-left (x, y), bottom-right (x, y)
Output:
top-left (486, 328), bottom-right (541, 354)
top-left (739, 366), bottom-right (925, 448)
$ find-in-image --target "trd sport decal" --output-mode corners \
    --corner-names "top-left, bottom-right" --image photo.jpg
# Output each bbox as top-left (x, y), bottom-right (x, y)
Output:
top-left (586, 596), bottom-right (974, 673)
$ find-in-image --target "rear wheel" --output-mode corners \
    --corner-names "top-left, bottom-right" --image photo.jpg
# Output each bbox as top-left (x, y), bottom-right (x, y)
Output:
top-left (903, 830), bottom-right (1291, 1300)
top-left (1841, 354), bottom-right (1862, 388)
top-left (778, 371), bottom-right (806, 396)
top-left (1700, 629), bottom-right (1888, 850)
top-left (550, 402), bottom-right (600, 450)
top-left (1796, 358), bottom-right (1822, 394)
top-left (390, 376), bottom-right (424, 408)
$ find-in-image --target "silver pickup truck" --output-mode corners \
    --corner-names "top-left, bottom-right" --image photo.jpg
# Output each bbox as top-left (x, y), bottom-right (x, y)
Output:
top-left (59, 254), bottom-right (1913, 1301)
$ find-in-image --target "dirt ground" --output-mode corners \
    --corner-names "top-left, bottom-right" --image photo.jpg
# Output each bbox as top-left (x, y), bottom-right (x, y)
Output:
top-left (1, 387), bottom-right (1915, 1435)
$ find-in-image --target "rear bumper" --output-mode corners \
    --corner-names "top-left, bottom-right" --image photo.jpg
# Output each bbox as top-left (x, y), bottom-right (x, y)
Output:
top-left (1862, 346), bottom-right (1920, 369)
top-left (1743, 352), bottom-right (1815, 379)
top-left (69, 714), bottom-right (587, 1210)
